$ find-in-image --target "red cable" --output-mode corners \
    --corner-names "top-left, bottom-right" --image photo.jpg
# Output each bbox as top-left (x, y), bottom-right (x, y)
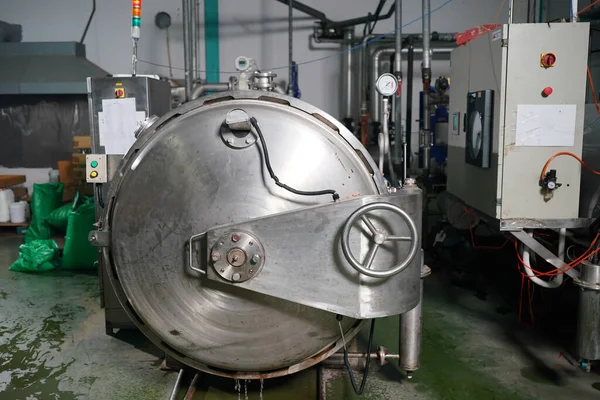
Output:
top-left (515, 233), bottom-right (600, 278)
top-left (464, 207), bottom-right (510, 250)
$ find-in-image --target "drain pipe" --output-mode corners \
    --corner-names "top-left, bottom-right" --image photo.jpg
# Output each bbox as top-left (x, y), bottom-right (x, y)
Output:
top-left (394, 0), bottom-right (403, 182)
top-left (421, 0), bottom-right (432, 177)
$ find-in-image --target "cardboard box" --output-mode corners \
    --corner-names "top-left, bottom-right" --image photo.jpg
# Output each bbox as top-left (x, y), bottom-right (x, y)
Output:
top-left (73, 136), bottom-right (92, 149)
top-left (72, 167), bottom-right (86, 182)
top-left (0, 175), bottom-right (26, 189)
top-left (11, 187), bottom-right (28, 201)
top-left (72, 152), bottom-right (87, 165)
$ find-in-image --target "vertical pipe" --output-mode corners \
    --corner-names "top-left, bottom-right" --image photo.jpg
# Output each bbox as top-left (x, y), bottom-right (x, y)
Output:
top-left (288, 0), bottom-right (294, 95)
top-left (204, 0), bottom-right (220, 83)
top-left (190, 0), bottom-right (197, 85)
top-left (421, 0), bottom-right (431, 174)
top-left (509, 0), bottom-right (515, 23)
top-left (571, 0), bottom-right (578, 22)
top-left (168, 369), bottom-right (185, 400)
top-left (405, 37), bottom-right (414, 180)
top-left (400, 251), bottom-right (426, 374)
top-left (182, 0), bottom-right (192, 101)
top-left (342, 28), bottom-right (355, 124)
top-left (393, 0), bottom-right (403, 175)
top-left (575, 262), bottom-right (600, 362)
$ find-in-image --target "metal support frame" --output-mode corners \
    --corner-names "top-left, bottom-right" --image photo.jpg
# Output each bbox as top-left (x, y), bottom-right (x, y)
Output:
top-left (510, 230), bottom-right (580, 279)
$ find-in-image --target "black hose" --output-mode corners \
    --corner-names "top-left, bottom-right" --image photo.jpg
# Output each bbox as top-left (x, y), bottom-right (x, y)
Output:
top-left (80, 0), bottom-right (96, 43)
top-left (339, 316), bottom-right (376, 395)
top-left (249, 117), bottom-right (339, 201)
top-left (95, 184), bottom-right (105, 208)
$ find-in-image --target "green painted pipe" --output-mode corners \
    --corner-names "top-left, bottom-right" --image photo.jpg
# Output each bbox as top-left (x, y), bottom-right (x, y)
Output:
top-left (204, 0), bottom-right (219, 83)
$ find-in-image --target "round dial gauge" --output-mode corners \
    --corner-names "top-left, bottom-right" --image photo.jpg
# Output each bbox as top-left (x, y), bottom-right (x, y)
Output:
top-left (375, 73), bottom-right (399, 96)
top-left (468, 110), bottom-right (483, 160)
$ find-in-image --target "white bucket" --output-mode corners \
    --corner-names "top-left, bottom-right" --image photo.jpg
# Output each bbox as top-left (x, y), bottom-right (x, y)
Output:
top-left (0, 189), bottom-right (13, 223)
top-left (9, 201), bottom-right (27, 224)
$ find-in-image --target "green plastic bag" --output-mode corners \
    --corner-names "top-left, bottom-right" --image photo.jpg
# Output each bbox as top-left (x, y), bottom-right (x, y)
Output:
top-left (25, 182), bottom-right (64, 243)
top-left (44, 202), bottom-right (73, 230)
top-left (9, 240), bottom-right (60, 272)
top-left (61, 200), bottom-right (97, 270)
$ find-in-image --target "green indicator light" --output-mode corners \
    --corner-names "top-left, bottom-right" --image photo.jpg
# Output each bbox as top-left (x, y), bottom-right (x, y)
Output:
top-left (132, 17), bottom-right (141, 27)
top-left (90, 160), bottom-right (98, 168)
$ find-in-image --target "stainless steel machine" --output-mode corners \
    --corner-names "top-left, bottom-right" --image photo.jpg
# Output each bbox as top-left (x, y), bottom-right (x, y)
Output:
top-left (88, 89), bottom-right (425, 381)
top-left (87, 75), bottom-right (171, 332)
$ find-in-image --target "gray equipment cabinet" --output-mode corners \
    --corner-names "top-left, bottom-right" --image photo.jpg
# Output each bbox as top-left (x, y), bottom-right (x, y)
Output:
top-left (87, 75), bottom-right (171, 333)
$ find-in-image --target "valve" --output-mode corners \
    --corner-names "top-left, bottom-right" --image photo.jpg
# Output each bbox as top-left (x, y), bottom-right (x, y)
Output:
top-left (539, 169), bottom-right (562, 201)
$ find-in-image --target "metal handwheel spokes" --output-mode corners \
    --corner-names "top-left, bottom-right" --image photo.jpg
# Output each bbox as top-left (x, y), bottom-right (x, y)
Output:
top-left (341, 202), bottom-right (419, 278)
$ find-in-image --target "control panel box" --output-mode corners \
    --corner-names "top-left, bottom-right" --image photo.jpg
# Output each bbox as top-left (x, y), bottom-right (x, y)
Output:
top-left (86, 154), bottom-right (107, 183)
top-left (87, 75), bottom-right (171, 332)
top-left (447, 23), bottom-right (589, 227)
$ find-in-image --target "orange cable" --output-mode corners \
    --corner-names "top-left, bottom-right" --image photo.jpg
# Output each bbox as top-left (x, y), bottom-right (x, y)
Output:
top-left (579, 0), bottom-right (600, 15)
top-left (587, 67), bottom-right (600, 115)
top-left (541, 151), bottom-right (600, 182)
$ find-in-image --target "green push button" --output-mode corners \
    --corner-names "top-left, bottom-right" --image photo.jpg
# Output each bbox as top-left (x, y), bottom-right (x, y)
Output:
top-left (90, 160), bottom-right (98, 168)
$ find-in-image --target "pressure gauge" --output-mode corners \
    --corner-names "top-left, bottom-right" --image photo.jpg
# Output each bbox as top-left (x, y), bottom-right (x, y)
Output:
top-left (375, 73), bottom-right (399, 97)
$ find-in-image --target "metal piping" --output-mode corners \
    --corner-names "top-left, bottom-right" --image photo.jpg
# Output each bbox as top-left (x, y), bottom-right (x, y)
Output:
top-left (182, 0), bottom-right (192, 101)
top-left (342, 28), bottom-right (355, 122)
top-left (521, 230), bottom-right (564, 289)
top-left (421, 0), bottom-right (432, 174)
top-left (370, 46), bottom-right (452, 122)
top-left (168, 369), bottom-right (185, 400)
top-left (394, 0), bottom-right (403, 176)
top-left (190, 0), bottom-right (198, 85)
top-left (191, 82), bottom-right (230, 100)
top-left (287, 0), bottom-right (294, 96)
top-left (405, 36), bottom-right (414, 180)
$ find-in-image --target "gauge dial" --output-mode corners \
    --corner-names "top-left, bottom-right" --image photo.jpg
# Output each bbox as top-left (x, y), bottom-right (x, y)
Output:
top-left (468, 110), bottom-right (483, 160)
top-left (375, 73), bottom-right (399, 96)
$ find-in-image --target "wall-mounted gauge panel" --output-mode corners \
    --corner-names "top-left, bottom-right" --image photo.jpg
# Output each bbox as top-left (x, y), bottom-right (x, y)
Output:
top-left (465, 90), bottom-right (494, 168)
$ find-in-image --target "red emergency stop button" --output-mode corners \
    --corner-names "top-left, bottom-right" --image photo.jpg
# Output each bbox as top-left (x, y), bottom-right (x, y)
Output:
top-left (541, 53), bottom-right (556, 68)
top-left (114, 88), bottom-right (125, 98)
top-left (542, 87), bottom-right (553, 97)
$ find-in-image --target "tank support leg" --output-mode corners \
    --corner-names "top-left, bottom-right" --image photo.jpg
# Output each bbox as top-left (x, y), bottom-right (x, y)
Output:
top-left (400, 256), bottom-right (430, 375)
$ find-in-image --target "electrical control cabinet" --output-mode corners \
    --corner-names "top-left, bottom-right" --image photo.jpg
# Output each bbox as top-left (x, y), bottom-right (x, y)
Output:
top-left (87, 75), bottom-right (171, 332)
top-left (447, 23), bottom-right (589, 229)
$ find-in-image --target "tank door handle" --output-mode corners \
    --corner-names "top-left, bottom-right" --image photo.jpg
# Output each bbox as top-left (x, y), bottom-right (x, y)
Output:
top-left (188, 232), bottom-right (207, 275)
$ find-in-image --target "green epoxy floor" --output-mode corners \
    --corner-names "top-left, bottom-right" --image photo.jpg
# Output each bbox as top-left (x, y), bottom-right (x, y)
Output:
top-left (1, 236), bottom-right (599, 399)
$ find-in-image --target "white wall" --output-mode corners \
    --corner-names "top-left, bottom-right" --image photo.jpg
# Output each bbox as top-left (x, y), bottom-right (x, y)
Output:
top-left (3, 0), bottom-right (519, 119)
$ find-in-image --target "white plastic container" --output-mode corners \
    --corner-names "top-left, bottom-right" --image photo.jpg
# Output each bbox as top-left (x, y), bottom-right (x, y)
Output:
top-left (0, 189), bottom-right (14, 223)
top-left (9, 201), bottom-right (27, 223)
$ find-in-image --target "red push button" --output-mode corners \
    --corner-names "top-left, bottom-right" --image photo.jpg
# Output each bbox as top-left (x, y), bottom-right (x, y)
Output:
top-left (542, 87), bottom-right (553, 97)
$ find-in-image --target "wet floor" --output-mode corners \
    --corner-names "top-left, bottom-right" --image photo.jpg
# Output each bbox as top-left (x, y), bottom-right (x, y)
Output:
top-left (0, 236), bottom-right (599, 399)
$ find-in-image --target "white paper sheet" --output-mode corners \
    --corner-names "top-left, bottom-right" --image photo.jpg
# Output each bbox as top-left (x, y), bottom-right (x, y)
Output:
top-left (515, 104), bottom-right (576, 147)
top-left (98, 98), bottom-right (146, 154)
